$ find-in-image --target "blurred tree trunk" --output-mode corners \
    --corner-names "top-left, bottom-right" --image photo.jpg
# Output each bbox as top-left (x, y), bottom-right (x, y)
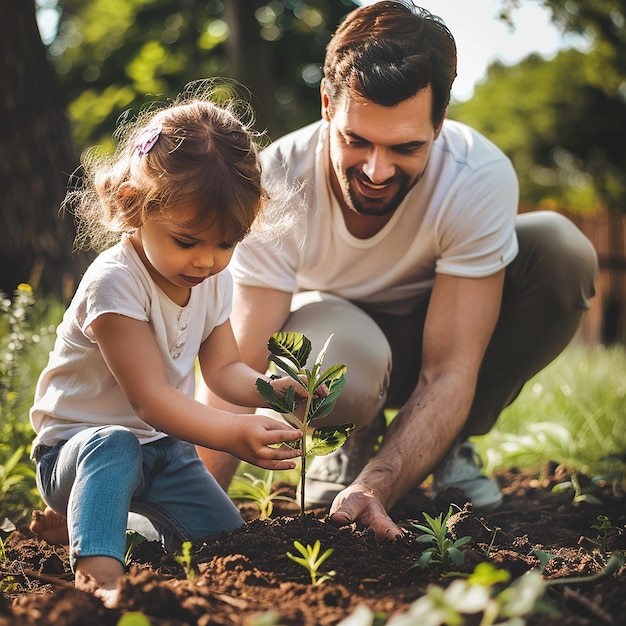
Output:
top-left (222, 0), bottom-right (278, 134)
top-left (0, 0), bottom-right (86, 301)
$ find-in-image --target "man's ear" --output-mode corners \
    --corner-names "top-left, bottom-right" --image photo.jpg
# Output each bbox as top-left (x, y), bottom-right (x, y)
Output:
top-left (320, 81), bottom-right (331, 122)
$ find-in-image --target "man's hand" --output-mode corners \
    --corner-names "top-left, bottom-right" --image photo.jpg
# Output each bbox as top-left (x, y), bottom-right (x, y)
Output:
top-left (328, 483), bottom-right (404, 540)
top-left (227, 414), bottom-right (302, 471)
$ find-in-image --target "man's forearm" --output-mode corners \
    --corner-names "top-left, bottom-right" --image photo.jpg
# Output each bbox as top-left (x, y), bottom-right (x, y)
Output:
top-left (355, 371), bottom-right (475, 509)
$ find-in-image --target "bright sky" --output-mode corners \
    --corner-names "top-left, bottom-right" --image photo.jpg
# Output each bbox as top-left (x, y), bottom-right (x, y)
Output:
top-left (357, 0), bottom-right (588, 101)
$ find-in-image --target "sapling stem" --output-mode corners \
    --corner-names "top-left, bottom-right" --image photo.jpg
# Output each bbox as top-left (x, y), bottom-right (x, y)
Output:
top-left (255, 332), bottom-right (353, 513)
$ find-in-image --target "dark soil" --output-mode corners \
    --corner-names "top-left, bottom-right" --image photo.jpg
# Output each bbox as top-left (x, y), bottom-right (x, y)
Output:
top-left (1, 465), bottom-right (625, 626)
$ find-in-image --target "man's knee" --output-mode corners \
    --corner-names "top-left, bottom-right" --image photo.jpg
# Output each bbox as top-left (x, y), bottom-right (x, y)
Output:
top-left (515, 211), bottom-right (598, 310)
top-left (285, 292), bottom-right (391, 428)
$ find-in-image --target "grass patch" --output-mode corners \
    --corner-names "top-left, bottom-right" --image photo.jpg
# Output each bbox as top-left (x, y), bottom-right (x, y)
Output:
top-left (0, 285), bottom-right (61, 523)
top-left (474, 342), bottom-right (626, 486)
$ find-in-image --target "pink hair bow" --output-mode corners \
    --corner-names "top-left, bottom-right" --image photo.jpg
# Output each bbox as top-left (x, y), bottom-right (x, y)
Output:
top-left (135, 122), bottom-right (163, 157)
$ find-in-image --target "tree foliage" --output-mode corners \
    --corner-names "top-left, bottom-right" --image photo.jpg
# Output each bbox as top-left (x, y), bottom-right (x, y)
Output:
top-left (451, 48), bottom-right (626, 213)
top-left (452, 0), bottom-right (626, 214)
top-left (48, 0), bottom-right (357, 152)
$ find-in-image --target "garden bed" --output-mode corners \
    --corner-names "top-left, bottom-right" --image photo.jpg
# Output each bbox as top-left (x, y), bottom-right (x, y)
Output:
top-left (1, 465), bottom-right (624, 626)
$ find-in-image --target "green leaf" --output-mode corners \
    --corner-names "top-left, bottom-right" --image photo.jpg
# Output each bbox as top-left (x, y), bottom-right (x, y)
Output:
top-left (309, 423), bottom-right (355, 456)
top-left (452, 536), bottom-right (471, 548)
top-left (315, 363), bottom-right (347, 388)
top-left (117, 613), bottom-right (152, 626)
top-left (308, 396), bottom-right (335, 422)
top-left (255, 378), bottom-right (296, 414)
top-left (268, 355), bottom-right (305, 385)
top-left (267, 332), bottom-right (312, 369)
top-left (274, 438), bottom-right (301, 450)
top-left (313, 333), bottom-right (334, 369)
top-left (467, 562), bottom-right (511, 587)
top-left (531, 549), bottom-right (557, 573)
top-left (447, 547), bottom-right (465, 565)
top-left (416, 551), bottom-right (433, 569)
top-left (309, 374), bottom-right (347, 421)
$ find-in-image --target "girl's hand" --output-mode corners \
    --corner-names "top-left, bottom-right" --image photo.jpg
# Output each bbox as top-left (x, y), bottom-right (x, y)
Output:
top-left (226, 414), bottom-right (302, 470)
top-left (267, 374), bottom-right (329, 401)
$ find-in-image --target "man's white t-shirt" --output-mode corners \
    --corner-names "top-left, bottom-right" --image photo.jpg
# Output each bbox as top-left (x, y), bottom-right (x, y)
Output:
top-left (231, 119), bottom-right (519, 315)
top-left (30, 236), bottom-right (233, 449)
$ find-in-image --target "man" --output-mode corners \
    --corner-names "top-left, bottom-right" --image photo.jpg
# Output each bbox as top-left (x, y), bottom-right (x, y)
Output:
top-left (198, 0), bottom-right (597, 537)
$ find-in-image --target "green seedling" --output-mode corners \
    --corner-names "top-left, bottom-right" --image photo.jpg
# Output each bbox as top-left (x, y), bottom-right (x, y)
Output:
top-left (228, 470), bottom-right (294, 519)
top-left (531, 549), bottom-right (558, 573)
top-left (591, 514), bottom-right (623, 552)
top-left (0, 518), bottom-right (16, 564)
top-left (116, 613), bottom-right (152, 626)
top-left (174, 541), bottom-right (196, 581)
top-left (124, 530), bottom-right (147, 568)
top-left (384, 564), bottom-right (550, 626)
top-left (552, 471), bottom-right (603, 505)
top-left (255, 332), bottom-right (352, 511)
top-left (483, 524), bottom-right (501, 559)
top-left (409, 506), bottom-right (471, 571)
top-left (286, 539), bottom-right (335, 585)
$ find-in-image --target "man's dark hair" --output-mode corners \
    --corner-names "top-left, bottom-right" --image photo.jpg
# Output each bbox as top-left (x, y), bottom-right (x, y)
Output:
top-left (323, 0), bottom-right (457, 127)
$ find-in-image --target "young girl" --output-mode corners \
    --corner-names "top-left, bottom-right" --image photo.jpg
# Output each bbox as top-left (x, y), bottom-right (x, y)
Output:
top-left (29, 87), bottom-right (307, 607)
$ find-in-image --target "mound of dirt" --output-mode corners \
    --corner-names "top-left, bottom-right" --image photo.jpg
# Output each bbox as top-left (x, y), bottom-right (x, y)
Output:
top-left (1, 466), bottom-right (624, 625)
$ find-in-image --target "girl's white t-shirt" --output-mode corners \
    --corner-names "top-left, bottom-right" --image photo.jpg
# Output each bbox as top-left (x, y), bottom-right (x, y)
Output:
top-left (231, 119), bottom-right (519, 315)
top-left (30, 236), bottom-right (232, 448)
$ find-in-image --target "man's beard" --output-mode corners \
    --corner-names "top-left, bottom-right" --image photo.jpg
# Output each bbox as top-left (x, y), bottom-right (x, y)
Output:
top-left (342, 167), bottom-right (423, 217)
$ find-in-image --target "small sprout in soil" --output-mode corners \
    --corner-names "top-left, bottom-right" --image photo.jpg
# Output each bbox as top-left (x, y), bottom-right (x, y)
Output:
top-left (483, 524), bottom-right (501, 558)
top-left (0, 575), bottom-right (19, 593)
top-left (530, 549), bottom-right (558, 573)
top-left (228, 470), bottom-right (294, 519)
top-left (591, 514), bottom-right (623, 552)
top-left (408, 506), bottom-right (471, 571)
top-left (248, 610), bottom-right (281, 626)
top-left (385, 563), bottom-right (551, 626)
top-left (552, 471), bottom-right (603, 505)
top-left (464, 561), bottom-right (511, 586)
top-left (0, 518), bottom-right (16, 565)
top-left (286, 539), bottom-right (336, 586)
top-left (174, 541), bottom-right (196, 581)
top-left (124, 530), bottom-right (147, 568)
top-left (256, 332), bottom-right (352, 511)
top-left (116, 613), bottom-right (152, 626)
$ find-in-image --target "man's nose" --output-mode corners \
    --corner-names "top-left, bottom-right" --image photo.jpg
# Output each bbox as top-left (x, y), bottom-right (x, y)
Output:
top-left (362, 147), bottom-right (395, 183)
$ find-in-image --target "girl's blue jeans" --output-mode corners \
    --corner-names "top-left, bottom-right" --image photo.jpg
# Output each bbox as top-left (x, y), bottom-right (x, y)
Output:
top-left (35, 425), bottom-right (244, 568)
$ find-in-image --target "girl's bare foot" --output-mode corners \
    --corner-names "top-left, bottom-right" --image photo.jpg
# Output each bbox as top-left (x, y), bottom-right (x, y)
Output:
top-left (74, 570), bottom-right (121, 609)
top-left (75, 556), bottom-right (124, 609)
top-left (30, 507), bottom-right (70, 545)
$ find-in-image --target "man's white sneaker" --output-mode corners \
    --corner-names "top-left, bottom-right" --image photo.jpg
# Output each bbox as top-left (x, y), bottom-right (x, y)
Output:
top-left (298, 412), bottom-right (386, 509)
top-left (432, 440), bottom-right (503, 511)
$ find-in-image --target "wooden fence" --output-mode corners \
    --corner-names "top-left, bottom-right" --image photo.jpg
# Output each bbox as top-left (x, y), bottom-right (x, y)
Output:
top-left (561, 210), bottom-right (626, 345)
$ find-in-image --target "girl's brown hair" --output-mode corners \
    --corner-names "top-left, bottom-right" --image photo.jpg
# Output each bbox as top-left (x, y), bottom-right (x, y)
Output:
top-left (69, 82), bottom-right (269, 252)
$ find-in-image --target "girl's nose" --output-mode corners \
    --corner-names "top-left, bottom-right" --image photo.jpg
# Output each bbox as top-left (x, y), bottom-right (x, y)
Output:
top-left (194, 249), bottom-right (215, 269)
